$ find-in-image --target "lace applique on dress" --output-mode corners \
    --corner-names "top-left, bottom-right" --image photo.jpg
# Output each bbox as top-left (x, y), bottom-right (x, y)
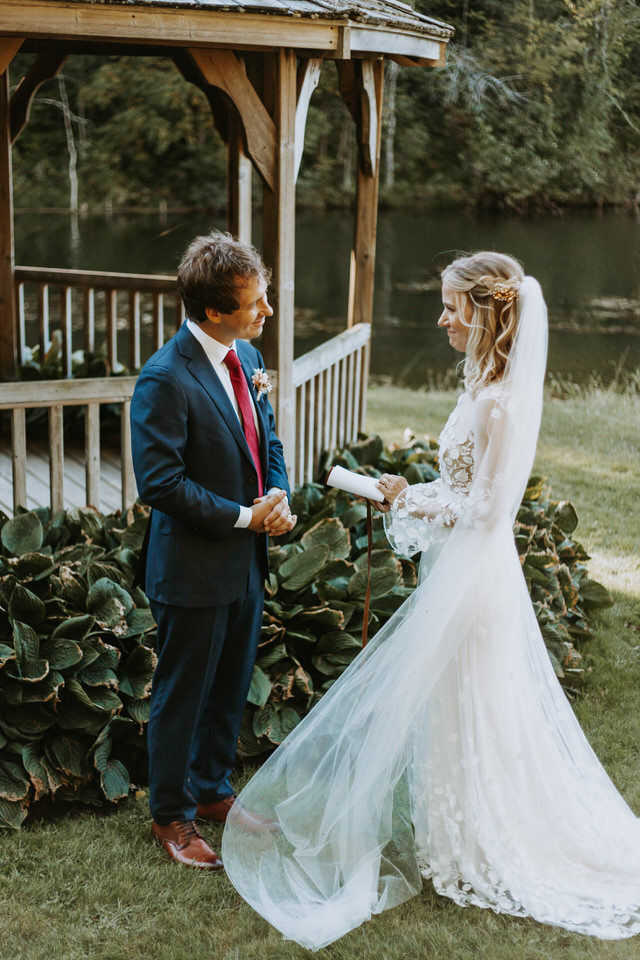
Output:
top-left (384, 385), bottom-right (509, 556)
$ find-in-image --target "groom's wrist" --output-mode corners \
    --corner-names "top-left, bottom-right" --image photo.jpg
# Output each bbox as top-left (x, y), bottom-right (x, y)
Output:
top-left (234, 505), bottom-right (252, 529)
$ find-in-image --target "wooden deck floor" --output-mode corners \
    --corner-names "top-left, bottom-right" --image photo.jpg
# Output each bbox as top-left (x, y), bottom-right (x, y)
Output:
top-left (0, 438), bottom-right (134, 517)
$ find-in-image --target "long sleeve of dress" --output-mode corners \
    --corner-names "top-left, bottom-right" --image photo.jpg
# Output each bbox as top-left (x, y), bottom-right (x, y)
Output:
top-left (384, 386), bottom-right (512, 556)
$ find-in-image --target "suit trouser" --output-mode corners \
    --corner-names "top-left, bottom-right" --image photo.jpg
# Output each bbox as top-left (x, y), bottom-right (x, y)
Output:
top-left (147, 556), bottom-right (264, 824)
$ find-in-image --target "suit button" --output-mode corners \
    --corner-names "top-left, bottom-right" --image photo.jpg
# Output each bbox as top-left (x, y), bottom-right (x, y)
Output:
top-left (248, 474), bottom-right (257, 484)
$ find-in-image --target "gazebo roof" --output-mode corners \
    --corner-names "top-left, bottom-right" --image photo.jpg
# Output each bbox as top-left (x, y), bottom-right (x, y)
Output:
top-left (3, 0), bottom-right (453, 63)
top-left (80, 0), bottom-right (453, 39)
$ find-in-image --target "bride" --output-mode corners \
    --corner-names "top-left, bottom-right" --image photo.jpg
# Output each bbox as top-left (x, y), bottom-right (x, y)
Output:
top-left (222, 252), bottom-right (640, 951)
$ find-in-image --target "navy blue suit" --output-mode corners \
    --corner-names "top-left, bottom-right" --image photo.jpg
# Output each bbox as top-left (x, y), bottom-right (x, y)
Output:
top-left (130, 322), bottom-right (289, 823)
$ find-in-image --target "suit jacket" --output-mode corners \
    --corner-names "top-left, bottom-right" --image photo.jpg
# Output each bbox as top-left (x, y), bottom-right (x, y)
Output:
top-left (130, 322), bottom-right (289, 607)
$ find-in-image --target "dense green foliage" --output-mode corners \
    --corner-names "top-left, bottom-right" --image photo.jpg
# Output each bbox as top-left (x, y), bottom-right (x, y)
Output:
top-left (11, 0), bottom-right (640, 212)
top-left (0, 434), bottom-right (611, 826)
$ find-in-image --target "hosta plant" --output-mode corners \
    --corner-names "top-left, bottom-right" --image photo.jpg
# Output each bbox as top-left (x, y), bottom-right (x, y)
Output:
top-left (0, 504), bottom-right (155, 828)
top-left (0, 433), bottom-right (612, 826)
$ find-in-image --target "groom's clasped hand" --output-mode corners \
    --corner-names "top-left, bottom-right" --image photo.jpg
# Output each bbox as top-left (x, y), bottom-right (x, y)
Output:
top-left (249, 488), bottom-right (296, 535)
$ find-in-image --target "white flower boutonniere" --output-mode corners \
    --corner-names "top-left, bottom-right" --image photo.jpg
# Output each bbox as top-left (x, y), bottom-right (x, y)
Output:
top-left (251, 368), bottom-right (273, 401)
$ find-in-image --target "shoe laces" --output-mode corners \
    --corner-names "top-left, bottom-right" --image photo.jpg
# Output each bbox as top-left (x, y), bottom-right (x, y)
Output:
top-left (174, 820), bottom-right (204, 847)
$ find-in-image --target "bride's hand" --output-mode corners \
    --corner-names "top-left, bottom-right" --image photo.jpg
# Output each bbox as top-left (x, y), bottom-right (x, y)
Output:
top-left (376, 474), bottom-right (409, 506)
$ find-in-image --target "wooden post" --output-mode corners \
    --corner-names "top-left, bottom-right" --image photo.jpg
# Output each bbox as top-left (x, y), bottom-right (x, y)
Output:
top-left (347, 59), bottom-right (384, 329)
top-left (261, 49), bottom-right (297, 480)
top-left (0, 70), bottom-right (17, 380)
top-left (227, 112), bottom-right (252, 243)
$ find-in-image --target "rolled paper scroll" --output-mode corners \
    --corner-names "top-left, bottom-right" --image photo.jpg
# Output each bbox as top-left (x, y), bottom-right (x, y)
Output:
top-left (326, 465), bottom-right (385, 502)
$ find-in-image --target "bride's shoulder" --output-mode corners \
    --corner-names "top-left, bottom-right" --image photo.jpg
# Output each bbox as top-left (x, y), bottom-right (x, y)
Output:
top-left (469, 380), bottom-right (511, 425)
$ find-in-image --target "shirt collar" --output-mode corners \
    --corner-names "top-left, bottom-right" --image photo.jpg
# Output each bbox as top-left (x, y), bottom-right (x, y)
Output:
top-left (185, 318), bottom-right (236, 366)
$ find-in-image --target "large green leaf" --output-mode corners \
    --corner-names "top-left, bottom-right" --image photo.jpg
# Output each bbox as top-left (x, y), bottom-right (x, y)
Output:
top-left (0, 797), bottom-right (28, 829)
top-left (100, 759), bottom-right (130, 802)
top-left (301, 518), bottom-right (351, 561)
top-left (8, 583), bottom-right (47, 628)
top-left (118, 645), bottom-right (156, 699)
top-left (1, 512), bottom-right (43, 556)
top-left (11, 621), bottom-right (49, 683)
top-left (348, 564), bottom-right (402, 600)
top-left (247, 665), bottom-right (273, 708)
top-left (47, 734), bottom-right (90, 779)
top-left (580, 578), bottom-right (614, 609)
top-left (280, 544), bottom-right (330, 592)
top-left (86, 577), bottom-right (134, 629)
top-left (252, 703), bottom-right (301, 744)
top-left (0, 758), bottom-right (30, 801)
top-left (22, 744), bottom-right (52, 801)
top-left (41, 636), bottom-right (83, 671)
top-left (7, 552), bottom-right (56, 582)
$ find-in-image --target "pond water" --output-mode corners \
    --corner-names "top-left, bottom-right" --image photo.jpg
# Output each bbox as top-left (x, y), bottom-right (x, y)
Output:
top-left (15, 207), bottom-right (640, 387)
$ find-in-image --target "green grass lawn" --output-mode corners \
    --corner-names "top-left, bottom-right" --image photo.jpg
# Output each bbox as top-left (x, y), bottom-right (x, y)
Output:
top-left (2, 385), bottom-right (639, 960)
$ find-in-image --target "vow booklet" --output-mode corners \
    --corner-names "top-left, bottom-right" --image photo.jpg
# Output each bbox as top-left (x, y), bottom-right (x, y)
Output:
top-left (326, 465), bottom-right (385, 502)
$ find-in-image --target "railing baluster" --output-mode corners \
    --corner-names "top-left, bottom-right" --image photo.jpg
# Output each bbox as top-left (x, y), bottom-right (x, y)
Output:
top-left (346, 350), bottom-right (356, 443)
top-left (315, 371), bottom-right (324, 469)
top-left (84, 287), bottom-right (95, 352)
top-left (17, 282), bottom-right (26, 364)
top-left (128, 290), bottom-right (141, 370)
top-left (359, 339), bottom-right (370, 433)
top-left (120, 399), bottom-right (137, 510)
top-left (306, 375), bottom-right (315, 483)
top-left (61, 286), bottom-right (73, 378)
top-left (153, 292), bottom-right (164, 351)
top-left (49, 405), bottom-right (64, 514)
top-left (38, 282), bottom-right (50, 357)
top-left (337, 357), bottom-right (347, 448)
top-left (85, 402), bottom-right (100, 509)
top-left (353, 344), bottom-right (363, 440)
top-left (330, 363), bottom-right (339, 452)
top-left (296, 381), bottom-right (306, 489)
top-left (106, 289), bottom-right (117, 370)
top-left (11, 408), bottom-right (27, 511)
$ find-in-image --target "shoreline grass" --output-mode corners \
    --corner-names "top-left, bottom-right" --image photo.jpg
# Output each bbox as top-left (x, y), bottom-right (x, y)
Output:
top-left (1, 384), bottom-right (639, 960)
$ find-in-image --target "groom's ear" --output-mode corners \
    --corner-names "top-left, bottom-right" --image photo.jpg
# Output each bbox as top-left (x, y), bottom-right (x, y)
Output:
top-left (205, 307), bottom-right (222, 324)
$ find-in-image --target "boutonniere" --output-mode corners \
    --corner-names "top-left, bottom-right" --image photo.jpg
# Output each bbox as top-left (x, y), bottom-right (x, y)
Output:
top-left (251, 368), bottom-right (273, 401)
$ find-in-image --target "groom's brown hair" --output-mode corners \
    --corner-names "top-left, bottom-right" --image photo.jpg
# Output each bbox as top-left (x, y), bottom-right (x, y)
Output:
top-left (177, 230), bottom-right (271, 323)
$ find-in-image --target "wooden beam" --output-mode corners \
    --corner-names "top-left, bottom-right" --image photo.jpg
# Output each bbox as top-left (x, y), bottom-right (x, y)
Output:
top-left (347, 59), bottom-right (384, 329)
top-left (0, 38), bottom-right (23, 75)
top-left (0, 2), bottom-right (341, 52)
top-left (173, 53), bottom-right (230, 143)
top-left (261, 49), bottom-right (297, 482)
top-left (10, 51), bottom-right (68, 143)
top-left (294, 58), bottom-right (322, 182)
top-left (358, 60), bottom-right (379, 178)
top-left (0, 70), bottom-right (17, 381)
top-left (349, 28), bottom-right (445, 62)
top-left (189, 48), bottom-right (276, 191)
top-left (227, 112), bottom-right (252, 243)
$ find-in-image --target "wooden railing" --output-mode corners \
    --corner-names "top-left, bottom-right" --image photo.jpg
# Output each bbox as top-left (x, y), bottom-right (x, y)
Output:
top-left (15, 266), bottom-right (182, 375)
top-left (0, 377), bottom-right (138, 515)
top-left (3, 268), bottom-right (372, 509)
top-left (291, 322), bottom-right (371, 486)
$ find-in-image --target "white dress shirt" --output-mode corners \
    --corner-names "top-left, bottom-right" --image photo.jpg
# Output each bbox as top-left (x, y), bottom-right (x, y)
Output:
top-left (186, 320), bottom-right (277, 529)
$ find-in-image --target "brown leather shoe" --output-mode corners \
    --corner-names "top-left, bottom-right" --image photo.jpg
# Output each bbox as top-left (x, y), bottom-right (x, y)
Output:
top-left (196, 795), bottom-right (280, 834)
top-left (152, 820), bottom-right (223, 870)
top-left (196, 795), bottom-right (236, 823)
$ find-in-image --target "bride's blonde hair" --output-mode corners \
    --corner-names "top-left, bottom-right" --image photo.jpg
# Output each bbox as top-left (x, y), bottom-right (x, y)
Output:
top-left (442, 251), bottom-right (524, 394)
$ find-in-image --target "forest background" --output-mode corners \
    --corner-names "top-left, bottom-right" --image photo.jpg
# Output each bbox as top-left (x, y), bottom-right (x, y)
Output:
top-left (12, 0), bottom-right (640, 215)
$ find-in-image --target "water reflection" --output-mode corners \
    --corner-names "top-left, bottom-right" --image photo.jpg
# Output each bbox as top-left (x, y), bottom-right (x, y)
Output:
top-left (14, 207), bottom-right (640, 385)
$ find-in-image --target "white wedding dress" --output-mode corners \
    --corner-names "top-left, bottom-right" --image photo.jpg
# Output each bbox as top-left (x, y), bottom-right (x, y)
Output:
top-left (222, 279), bottom-right (640, 950)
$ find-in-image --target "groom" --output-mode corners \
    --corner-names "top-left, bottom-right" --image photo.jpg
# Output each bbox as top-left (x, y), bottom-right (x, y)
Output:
top-left (130, 231), bottom-right (295, 869)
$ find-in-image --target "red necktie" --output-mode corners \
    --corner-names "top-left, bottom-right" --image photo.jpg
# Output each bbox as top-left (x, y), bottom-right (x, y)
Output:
top-left (223, 349), bottom-right (264, 497)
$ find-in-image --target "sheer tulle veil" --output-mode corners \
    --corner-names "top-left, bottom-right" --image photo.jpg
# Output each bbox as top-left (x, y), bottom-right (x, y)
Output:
top-left (222, 276), bottom-right (640, 949)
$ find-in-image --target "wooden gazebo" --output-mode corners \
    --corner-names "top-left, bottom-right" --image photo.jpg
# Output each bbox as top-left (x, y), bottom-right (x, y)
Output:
top-left (0, 0), bottom-right (452, 511)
